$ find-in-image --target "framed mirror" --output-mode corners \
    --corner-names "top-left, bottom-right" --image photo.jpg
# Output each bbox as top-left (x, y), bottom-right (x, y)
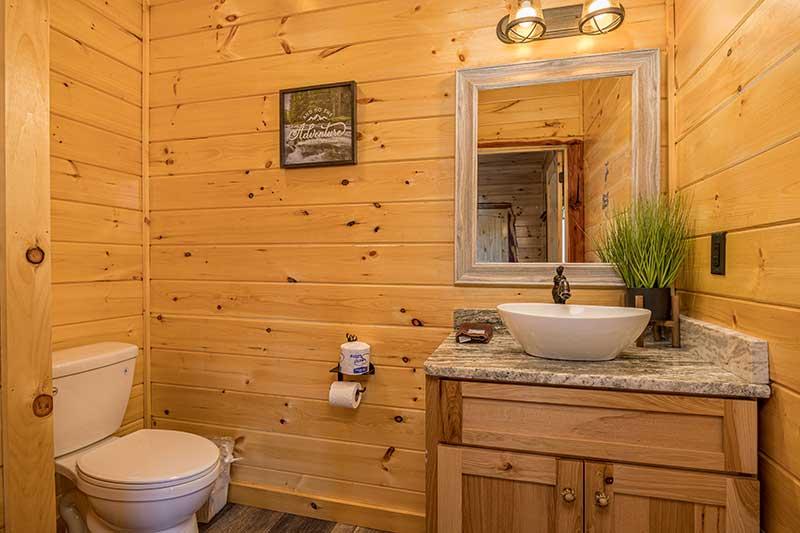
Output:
top-left (455, 49), bottom-right (660, 286)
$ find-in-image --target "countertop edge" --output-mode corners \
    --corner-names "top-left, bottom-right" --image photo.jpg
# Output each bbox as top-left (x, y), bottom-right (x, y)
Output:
top-left (423, 362), bottom-right (772, 399)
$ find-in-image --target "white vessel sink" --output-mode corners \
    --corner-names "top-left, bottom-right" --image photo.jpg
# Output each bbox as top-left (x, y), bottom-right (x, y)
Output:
top-left (497, 303), bottom-right (651, 361)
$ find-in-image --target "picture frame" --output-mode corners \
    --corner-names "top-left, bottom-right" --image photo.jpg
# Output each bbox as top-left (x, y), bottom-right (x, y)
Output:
top-left (279, 81), bottom-right (358, 169)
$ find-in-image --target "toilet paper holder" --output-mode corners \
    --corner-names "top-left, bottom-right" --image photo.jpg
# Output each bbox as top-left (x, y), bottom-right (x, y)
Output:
top-left (329, 362), bottom-right (376, 383)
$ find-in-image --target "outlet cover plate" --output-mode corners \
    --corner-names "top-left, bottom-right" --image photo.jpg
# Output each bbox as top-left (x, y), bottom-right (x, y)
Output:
top-left (711, 232), bottom-right (726, 275)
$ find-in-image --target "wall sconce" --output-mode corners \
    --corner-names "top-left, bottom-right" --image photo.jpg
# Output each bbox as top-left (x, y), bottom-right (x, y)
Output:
top-left (497, 1), bottom-right (625, 44)
top-left (496, 0), bottom-right (547, 44)
top-left (579, 0), bottom-right (626, 35)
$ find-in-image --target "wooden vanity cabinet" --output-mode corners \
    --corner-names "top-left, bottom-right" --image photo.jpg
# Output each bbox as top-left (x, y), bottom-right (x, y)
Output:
top-left (438, 445), bottom-right (583, 533)
top-left (426, 377), bottom-right (760, 533)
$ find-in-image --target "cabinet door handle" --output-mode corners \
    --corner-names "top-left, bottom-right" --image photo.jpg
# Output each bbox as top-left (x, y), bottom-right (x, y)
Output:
top-left (560, 488), bottom-right (576, 503)
top-left (595, 491), bottom-right (610, 507)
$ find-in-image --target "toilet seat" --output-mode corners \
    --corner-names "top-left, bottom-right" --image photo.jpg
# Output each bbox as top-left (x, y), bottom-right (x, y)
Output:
top-left (74, 429), bottom-right (221, 502)
top-left (77, 462), bottom-right (220, 503)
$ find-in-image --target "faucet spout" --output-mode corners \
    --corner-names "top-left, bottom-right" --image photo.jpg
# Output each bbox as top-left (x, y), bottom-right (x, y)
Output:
top-left (552, 265), bottom-right (572, 304)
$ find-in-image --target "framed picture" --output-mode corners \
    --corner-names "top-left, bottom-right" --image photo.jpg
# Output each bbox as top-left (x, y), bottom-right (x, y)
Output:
top-left (280, 81), bottom-right (357, 168)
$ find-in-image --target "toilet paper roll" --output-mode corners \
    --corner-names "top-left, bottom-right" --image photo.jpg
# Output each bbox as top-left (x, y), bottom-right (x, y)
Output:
top-left (339, 341), bottom-right (371, 375)
top-left (328, 381), bottom-right (364, 409)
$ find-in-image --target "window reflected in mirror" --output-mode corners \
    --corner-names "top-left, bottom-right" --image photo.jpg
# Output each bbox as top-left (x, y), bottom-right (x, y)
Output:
top-left (476, 75), bottom-right (633, 264)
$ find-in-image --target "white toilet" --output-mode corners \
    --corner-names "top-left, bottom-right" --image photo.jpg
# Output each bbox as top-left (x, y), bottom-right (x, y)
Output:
top-left (53, 342), bottom-right (221, 532)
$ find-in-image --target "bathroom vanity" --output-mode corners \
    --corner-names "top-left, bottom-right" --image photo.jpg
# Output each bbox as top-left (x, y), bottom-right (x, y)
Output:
top-left (424, 311), bottom-right (770, 533)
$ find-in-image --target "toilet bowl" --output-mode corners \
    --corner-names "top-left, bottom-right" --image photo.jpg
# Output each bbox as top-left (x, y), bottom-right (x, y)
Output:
top-left (57, 430), bottom-right (220, 533)
top-left (53, 343), bottom-right (221, 532)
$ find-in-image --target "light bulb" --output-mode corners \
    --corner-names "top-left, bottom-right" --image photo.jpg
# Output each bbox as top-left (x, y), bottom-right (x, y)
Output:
top-left (587, 0), bottom-right (615, 31)
top-left (580, 0), bottom-right (625, 35)
top-left (496, 0), bottom-right (547, 44)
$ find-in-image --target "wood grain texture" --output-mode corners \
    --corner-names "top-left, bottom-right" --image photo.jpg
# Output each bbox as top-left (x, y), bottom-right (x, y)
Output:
top-left (150, 5), bottom-right (667, 106)
top-left (152, 382), bottom-right (423, 449)
top-left (760, 455), bottom-right (800, 533)
top-left (460, 391), bottom-right (752, 474)
top-left (149, 159), bottom-right (453, 210)
top-left (437, 444), bottom-right (582, 533)
top-left (585, 461), bottom-right (757, 532)
top-left (50, 28), bottom-right (141, 105)
top-left (141, 0), bottom-right (153, 431)
top-left (151, 244), bottom-right (453, 285)
top-left (151, 201), bottom-right (453, 245)
top-left (150, 75), bottom-right (454, 141)
top-left (52, 315), bottom-right (143, 351)
top-left (53, 280), bottom-right (143, 326)
top-left (151, 313), bottom-right (445, 368)
top-left (229, 483), bottom-right (421, 533)
top-left (148, 1), bottom-right (669, 528)
top-left (582, 76), bottom-right (632, 261)
top-left (152, 417), bottom-right (425, 491)
top-left (151, 348), bottom-right (424, 409)
top-left (49, 0), bottom-right (147, 446)
top-left (51, 71), bottom-right (141, 140)
top-left (1, 0), bottom-right (57, 528)
top-left (232, 465), bottom-right (423, 523)
top-left (52, 242), bottom-right (142, 283)
top-left (675, 0), bottom-right (800, 529)
top-left (151, 280), bottom-right (622, 328)
top-left (51, 158), bottom-right (142, 210)
top-left (425, 377), bottom-right (441, 533)
top-left (51, 0), bottom-right (143, 71)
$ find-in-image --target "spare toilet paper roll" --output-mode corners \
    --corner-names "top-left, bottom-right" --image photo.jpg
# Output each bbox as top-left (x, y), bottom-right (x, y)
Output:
top-left (328, 381), bottom-right (364, 409)
top-left (339, 341), bottom-right (371, 375)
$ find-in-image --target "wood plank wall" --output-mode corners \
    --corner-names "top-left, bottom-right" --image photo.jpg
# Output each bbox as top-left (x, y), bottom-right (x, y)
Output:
top-left (147, 1), bottom-right (667, 530)
top-left (477, 152), bottom-right (548, 261)
top-left (673, 1), bottom-right (800, 531)
top-left (50, 0), bottom-right (146, 438)
top-left (477, 81), bottom-right (583, 146)
top-left (582, 76), bottom-right (633, 261)
top-left (477, 82), bottom-right (583, 261)
top-left (1, 0), bottom-right (56, 529)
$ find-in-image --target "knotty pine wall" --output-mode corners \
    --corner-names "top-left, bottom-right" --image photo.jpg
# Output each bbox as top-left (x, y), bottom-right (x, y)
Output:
top-left (477, 152), bottom-right (549, 261)
top-left (673, 0), bottom-right (800, 531)
top-left (477, 80), bottom-right (583, 261)
top-left (147, 1), bottom-right (668, 530)
top-left (50, 0), bottom-right (147, 438)
top-left (582, 76), bottom-right (633, 261)
top-left (477, 81), bottom-right (583, 146)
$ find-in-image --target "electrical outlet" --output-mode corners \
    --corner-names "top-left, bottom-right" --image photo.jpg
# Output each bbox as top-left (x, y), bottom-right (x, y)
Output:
top-left (711, 232), bottom-right (726, 275)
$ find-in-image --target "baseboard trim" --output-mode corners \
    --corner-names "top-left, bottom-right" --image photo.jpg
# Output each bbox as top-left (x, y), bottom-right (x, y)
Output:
top-left (229, 481), bottom-right (424, 533)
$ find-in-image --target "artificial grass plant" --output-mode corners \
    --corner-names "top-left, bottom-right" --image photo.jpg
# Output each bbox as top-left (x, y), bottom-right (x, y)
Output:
top-left (596, 195), bottom-right (691, 289)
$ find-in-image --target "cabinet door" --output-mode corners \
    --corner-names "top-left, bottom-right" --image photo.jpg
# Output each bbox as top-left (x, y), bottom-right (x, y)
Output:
top-left (438, 445), bottom-right (582, 533)
top-left (585, 462), bottom-right (759, 533)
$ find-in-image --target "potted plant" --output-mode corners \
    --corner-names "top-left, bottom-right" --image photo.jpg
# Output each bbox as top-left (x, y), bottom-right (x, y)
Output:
top-left (596, 195), bottom-right (691, 320)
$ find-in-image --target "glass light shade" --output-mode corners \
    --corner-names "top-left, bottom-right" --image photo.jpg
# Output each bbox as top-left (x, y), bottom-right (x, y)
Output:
top-left (579, 0), bottom-right (625, 35)
top-left (497, 0), bottom-right (546, 44)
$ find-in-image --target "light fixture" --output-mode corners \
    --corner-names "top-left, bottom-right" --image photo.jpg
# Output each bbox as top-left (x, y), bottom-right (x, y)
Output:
top-left (579, 0), bottom-right (625, 35)
top-left (496, 0), bottom-right (547, 44)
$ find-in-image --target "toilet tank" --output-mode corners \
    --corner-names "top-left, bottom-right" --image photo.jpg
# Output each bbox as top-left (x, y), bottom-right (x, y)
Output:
top-left (53, 342), bottom-right (138, 457)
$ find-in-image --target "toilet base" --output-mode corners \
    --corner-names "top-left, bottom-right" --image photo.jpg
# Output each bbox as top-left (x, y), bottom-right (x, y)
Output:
top-left (87, 509), bottom-right (198, 533)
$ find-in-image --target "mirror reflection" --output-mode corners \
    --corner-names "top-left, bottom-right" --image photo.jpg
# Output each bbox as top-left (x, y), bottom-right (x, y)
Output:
top-left (476, 75), bottom-right (633, 264)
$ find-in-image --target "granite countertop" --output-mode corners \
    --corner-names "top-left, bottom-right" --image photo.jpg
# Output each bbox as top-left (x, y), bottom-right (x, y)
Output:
top-left (424, 310), bottom-right (771, 399)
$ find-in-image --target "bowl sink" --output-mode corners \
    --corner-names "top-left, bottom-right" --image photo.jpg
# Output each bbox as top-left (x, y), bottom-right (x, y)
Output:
top-left (497, 303), bottom-right (651, 361)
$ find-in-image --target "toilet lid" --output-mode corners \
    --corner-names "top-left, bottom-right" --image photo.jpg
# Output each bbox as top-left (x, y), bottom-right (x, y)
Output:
top-left (76, 429), bottom-right (220, 486)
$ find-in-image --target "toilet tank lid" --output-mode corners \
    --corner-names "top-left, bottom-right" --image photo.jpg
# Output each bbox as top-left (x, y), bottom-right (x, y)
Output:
top-left (53, 342), bottom-right (138, 378)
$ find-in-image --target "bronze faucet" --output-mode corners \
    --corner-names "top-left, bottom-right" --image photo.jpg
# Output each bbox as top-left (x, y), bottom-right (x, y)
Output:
top-left (552, 265), bottom-right (571, 304)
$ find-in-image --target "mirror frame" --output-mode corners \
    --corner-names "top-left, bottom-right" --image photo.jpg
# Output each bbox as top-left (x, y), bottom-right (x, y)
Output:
top-left (455, 48), bottom-right (660, 287)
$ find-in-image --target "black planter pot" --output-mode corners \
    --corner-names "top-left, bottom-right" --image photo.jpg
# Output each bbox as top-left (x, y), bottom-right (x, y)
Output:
top-left (625, 287), bottom-right (672, 321)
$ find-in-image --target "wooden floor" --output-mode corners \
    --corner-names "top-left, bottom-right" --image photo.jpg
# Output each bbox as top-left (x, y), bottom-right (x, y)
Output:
top-left (199, 505), bottom-right (388, 533)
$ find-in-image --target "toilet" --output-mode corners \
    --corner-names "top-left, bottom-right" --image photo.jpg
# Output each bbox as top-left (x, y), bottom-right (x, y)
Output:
top-left (53, 342), bottom-right (221, 532)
